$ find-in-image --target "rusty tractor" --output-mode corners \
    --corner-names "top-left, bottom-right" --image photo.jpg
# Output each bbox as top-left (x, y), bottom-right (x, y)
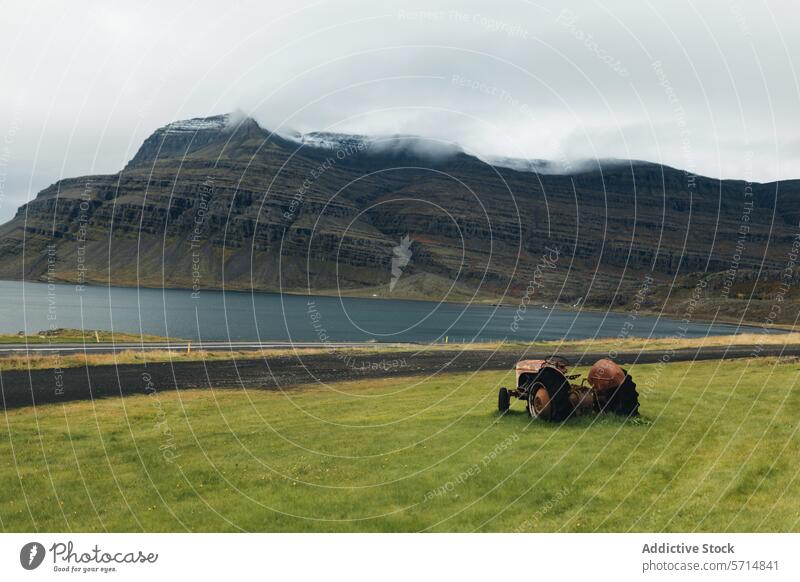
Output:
top-left (497, 356), bottom-right (640, 420)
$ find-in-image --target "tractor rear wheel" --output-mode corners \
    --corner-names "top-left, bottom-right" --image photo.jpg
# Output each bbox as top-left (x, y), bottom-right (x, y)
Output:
top-left (526, 367), bottom-right (571, 421)
top-left (605, 369), bottom-right (640, 417)
top-left (498, 387), bottom-right (511, 413)
top-left (528, 385), bottom-right (552, 419)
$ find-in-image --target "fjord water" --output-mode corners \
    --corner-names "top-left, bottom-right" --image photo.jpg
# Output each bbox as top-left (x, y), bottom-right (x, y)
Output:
top-left (0, 280), bottom-right (752, 342)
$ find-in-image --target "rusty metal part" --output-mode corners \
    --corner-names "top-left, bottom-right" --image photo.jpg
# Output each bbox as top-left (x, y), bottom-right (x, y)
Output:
top-left (516, 357), bottom-right (573, 386)
top-left (530, 385), bottom-right (552, 420)
top-left (515, 359), bottom-right (547, 386)
top-left (595, 389), bottom-right (611, 408)
top-left (568, 386), bottom-right (596, 414)
top-left (543, 355), bottom-right (570, 373)
top-left (587, 358), bottom-right (625, 392)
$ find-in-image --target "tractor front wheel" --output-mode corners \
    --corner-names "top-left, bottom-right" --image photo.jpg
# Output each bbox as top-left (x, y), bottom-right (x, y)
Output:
top-left (498, 387), bottom-right (511, 413)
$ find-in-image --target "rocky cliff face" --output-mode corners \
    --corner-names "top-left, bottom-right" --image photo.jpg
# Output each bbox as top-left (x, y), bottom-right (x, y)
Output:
top-left (1, 113), bottom-right (798, 321)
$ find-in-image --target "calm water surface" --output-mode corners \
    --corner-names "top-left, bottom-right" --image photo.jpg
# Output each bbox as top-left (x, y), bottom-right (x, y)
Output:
top-left (0, 280), bottom-right (759, 342)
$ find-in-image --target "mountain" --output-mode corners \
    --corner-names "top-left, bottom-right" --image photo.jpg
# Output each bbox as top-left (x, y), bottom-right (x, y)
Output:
top-left (1, 113), bottom-right (799, 323)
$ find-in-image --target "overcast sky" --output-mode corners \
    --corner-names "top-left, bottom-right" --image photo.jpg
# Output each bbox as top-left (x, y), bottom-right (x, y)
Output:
top-left (1, 0), bottom-right (799, 222)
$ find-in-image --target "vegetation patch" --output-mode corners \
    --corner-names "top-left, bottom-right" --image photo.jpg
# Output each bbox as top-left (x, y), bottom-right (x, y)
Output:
top-left (1, 358), bottom-right (797, 532)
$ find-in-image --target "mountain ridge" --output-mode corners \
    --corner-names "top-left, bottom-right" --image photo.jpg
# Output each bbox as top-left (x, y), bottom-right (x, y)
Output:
top-left (2, 112), bottom-right (799, 323)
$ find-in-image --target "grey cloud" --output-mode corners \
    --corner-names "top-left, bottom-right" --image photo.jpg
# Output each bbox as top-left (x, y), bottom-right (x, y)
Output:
top-left (1, 0), bottom-right (799, 223)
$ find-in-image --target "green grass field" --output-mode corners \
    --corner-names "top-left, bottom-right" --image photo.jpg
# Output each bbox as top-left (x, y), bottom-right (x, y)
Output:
top-left (1, 358), bottom-right (798, 532)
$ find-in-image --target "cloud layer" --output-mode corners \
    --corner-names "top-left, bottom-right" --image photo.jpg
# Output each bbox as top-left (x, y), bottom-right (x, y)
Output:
top-left (2, 0), bottom-right (798, 222)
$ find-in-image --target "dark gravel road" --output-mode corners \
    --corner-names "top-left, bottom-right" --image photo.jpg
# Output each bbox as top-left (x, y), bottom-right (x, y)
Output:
top-left (1, 344), bottom-right (796, 409)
